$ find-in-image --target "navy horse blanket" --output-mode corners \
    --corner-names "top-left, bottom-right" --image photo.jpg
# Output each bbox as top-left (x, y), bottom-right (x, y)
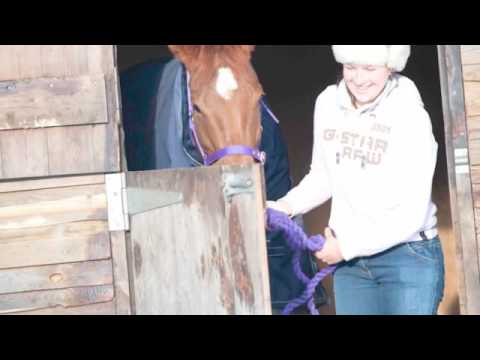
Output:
top-left (120, 58), bottom-right (326, 310)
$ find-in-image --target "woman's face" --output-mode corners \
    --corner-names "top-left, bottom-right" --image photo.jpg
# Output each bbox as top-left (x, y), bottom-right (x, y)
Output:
top-left (343, 64), bottom-right (392, 107)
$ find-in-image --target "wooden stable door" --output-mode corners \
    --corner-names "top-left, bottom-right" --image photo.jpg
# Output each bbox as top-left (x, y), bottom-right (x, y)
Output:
top-left (106, 165), bottom-right (272, 315)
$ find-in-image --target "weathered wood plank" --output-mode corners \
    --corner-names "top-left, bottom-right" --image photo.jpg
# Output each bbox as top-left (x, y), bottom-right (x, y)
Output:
top-left (0, 75), bottom-right (108, 130)
top-left (0, 129), bottom-right (49, 179)
top-left (463, 64), bottom-right (480, 82)
top-left (16, 45), bottom-right (43, 79)
top-left (63, 45), bottom-right (89, 77)
top-left (457, 173), bottom-right (480, 312)
top-left (472, 184), bottom-right (480, 206)
top-left (40, 46), bottom-right (67, 78)
top-left (46, 125), bottom-right (97, 175)
top-left (129, 205), bottom-right (179, 314)
top-left (0, 174), bottom-right (105, 194)
top-left (225, 167), bottom-right (270, 314)
top-left (0, 125), bottom-right (118, 180)
top-left (467, 116), bottom-right (480, 141)
top-left (88, 46), bottom-right (115, 74)
top-left (438, 45), bottom-right (480, 314)
top-left (0, 45), bottom-right (112, 81)
top-left (103, 70), bottom-right (122, 171)
top-left (0, 130), bottom-right (28, 178)
top-left (461, 45), bottom-right (480, 65)
top-left (0, 45), bottom-right (120, 180)
top-left (0, 45), bottom-right (103, 81)
top-left (45, 123), bottom-right (120, 176)
top-left (25, 129), bottom-right (50, 176)
top-left (110, 231), bottom-right (131, 315)
top-left (92, 124), bottom-right (115, 173)
top-left (0, 137), bottom-right (3, 178)
top-left (127, 165), bottom-right (270, 315)
top-left (0, 45), bottom-right (20, 81)
top-left (468, 137), bottom-right (480, 166)
top-left (244, 163), bottom-right (271, 312)
top-left (471, 165), bottom-right (480, 184)
top-left (0, 184), bottom-right (107, 231)
top-left (464, 82), bottom-right (480, 117)
top-left (0, 221), bottom-right (111, 269)
top-left (9, 301), bottom-right (115, 315)
top-left (0, 285), bottom-right (114, 314)
top-left (0, 259), bottom-right (113, 294)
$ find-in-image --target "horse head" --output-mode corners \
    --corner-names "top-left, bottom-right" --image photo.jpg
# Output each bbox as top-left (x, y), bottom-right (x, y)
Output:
top-left (168, 45), bottom-right (265, 166)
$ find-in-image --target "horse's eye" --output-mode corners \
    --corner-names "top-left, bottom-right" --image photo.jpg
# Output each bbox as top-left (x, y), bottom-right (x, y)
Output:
top-left (193, 104), bottom-right (202, 114)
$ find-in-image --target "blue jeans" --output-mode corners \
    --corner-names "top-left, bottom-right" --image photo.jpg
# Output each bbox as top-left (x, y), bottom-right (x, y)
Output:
top-left (333, 237), bottom-right (445, 315)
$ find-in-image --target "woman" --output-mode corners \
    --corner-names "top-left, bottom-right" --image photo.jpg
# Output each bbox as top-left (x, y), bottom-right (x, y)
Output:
top-left (268, 45), bottom-right (445, 315)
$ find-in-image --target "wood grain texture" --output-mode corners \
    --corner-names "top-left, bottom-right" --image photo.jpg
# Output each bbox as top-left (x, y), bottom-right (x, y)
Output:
top-left (0, 221), bottom-right (111, 269)
top-left (0, 75), bottom-right (108, 130)
top-left (8, 301), bottom-right (115, 315)
top-left (0, 259), bottom-right (113, 294)
top-left (439, 45), bottom-right (480, 314)
top-left (126, 165), bottom-right (271, 315)
top-left (110, 231), bottom-right (131, 314)
top-left (0, 285), bottom-right (114, 314)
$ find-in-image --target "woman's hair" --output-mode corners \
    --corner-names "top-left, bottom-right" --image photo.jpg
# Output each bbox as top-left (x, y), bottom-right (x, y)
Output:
top-left (336, 64), bottom-right (356, 107)
top-left (336, 63), bottom-right (343, 86)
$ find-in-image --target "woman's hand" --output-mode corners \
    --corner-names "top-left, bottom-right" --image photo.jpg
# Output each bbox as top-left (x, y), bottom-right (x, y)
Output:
top-left (314, 228), bottom-right (344, 265)
top-left (266, 200), bottom-right (293, 217)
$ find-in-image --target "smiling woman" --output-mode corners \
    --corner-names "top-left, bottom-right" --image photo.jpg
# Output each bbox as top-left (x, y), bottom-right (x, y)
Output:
top-left (115, 45), bottom-right (459, 315)
top-left (268, 45), bottom-right (446, 315)
top-left (343, 64), bottom-right (392, 107)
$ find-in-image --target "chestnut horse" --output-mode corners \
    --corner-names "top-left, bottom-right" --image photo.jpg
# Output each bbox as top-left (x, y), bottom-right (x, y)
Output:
top-left (168, 45), bottom-right (264, 166)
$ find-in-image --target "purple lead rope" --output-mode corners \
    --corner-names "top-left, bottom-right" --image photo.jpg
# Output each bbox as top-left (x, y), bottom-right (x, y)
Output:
top-left (266, 208), bottom-right (336, 315)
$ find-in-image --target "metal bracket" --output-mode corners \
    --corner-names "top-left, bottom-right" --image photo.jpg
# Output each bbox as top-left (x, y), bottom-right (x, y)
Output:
top-left (223, 172), bottom-right (254, 201)
top-left (106, 173), bottom-right (183, 231)
top-left (0, 81), bottom-right (16, 93)
top-left (124, 188), bottom-right (183, 216)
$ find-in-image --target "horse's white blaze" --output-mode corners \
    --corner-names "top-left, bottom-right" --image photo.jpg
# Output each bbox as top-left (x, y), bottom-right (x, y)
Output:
top-left (216, 67), bottom-right (238, 100)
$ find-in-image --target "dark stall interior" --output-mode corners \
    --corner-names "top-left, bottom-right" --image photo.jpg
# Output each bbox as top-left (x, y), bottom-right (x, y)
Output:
top-left (116, 45), bottom-right (459, 315)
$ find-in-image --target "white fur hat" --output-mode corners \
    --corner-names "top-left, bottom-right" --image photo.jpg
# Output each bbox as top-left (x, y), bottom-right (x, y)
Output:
top-left (332, 45), bottom-right (411, 72)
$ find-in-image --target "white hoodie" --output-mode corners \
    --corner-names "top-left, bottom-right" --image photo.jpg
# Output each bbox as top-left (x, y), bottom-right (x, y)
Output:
top-left (279, 74), bottom-right (438, 261)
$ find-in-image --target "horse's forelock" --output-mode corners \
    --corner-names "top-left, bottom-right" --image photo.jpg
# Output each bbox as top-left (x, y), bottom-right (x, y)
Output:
top-left (168, 45), bottom-right (255, 72)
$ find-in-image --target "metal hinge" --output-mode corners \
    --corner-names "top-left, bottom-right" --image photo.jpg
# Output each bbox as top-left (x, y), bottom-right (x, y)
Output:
top-left (223, 172), bottom-right (254, 201)
top-left (0, 81), bottom-right (16, 93)
top-left (105, 173), bottom-right (183, 231)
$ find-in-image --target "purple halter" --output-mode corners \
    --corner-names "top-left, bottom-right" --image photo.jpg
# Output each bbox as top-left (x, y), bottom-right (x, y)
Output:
top-left (186, 70), bottom-right (266, 166)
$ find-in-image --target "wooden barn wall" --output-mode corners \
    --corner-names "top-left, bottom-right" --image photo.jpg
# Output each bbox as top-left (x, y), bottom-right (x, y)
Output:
top-left (450, 45), bottom-right (480, 314)
top-left (0, 45), bottom-right (122, 180)
top-left (461, 45), bottom-right (480, 285)
top-left (0, 175), bottom-right (130, 315)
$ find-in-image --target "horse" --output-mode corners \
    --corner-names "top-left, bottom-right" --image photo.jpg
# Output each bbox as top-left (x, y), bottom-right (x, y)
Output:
top-left (119, 45), bottom-right (326, 312)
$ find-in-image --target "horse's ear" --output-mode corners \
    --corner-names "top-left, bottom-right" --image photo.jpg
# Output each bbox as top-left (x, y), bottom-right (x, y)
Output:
top-left (168, 45), bottom-right (201, 70)
top-left (239, 45), bottom-right (255, 60)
